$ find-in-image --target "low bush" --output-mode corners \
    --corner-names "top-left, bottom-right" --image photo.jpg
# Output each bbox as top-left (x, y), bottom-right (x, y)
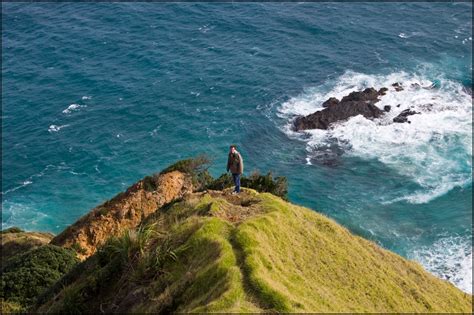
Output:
top-left (241, 171), bottom-right (288, 200)
top-left (1, 245), bottom-right (79, 308)
top-left (205, 173), bottom-right (234, 191)
top-left (143, 174), bottom-right (160, 192)
top-left (205, 171), bottom-right (288, 200)
top-left (160, 155), bottom-right (213, 190)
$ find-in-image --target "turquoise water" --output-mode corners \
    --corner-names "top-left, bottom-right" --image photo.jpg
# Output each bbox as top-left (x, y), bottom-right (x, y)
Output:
top-left (2, 2), bottom-right (472, 292)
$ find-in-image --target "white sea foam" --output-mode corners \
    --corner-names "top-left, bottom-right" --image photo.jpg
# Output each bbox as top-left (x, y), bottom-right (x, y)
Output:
top-left (81, 95), bottom-right (92, 100)
top-left (1, 180), bottom-right (33, 196)
top-left (410, 236), bottom-right (472, 294)
top-left (48, 124), bottom-right (69, 132)
top-left (278, 70), bottom-right (472, 204)
top-left (398, 32), bottom-right (424, 39)
top-left (1, 201), bottom-right (48, 231)
top-left (62, 103), bottom-right (86, 114)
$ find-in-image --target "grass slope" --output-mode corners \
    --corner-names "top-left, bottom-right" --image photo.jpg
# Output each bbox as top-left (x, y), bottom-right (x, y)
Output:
top-left (35, 189), bottom-right (472, 313)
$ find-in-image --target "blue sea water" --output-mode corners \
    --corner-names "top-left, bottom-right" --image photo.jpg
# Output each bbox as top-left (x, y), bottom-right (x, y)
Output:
top-left (2, 2), bottom-right (472, 293)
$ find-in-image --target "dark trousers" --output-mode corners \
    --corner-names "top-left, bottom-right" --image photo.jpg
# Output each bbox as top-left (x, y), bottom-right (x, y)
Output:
top-left (232, 173), bottom-right (241, 193)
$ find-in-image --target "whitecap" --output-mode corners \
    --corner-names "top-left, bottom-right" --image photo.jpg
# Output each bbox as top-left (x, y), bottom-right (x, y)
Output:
top-left (62, 103), bottom-right (86, 114)
top-left (81, 96), bottom-right (92, 100)
top-left (48, 124), bottom-right (69, 132)
top-left (278, 70), bottom-right (472, 204)
top-left (398, 32), bottom-right (408, 38)
top-left (409, 235), bottom-right (472, 294)
top-left (198, 24), bottom-right (214, 33)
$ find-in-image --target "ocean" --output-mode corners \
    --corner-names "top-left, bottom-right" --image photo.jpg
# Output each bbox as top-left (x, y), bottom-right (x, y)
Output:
top-left (2, 2), bottom-right (472, 293)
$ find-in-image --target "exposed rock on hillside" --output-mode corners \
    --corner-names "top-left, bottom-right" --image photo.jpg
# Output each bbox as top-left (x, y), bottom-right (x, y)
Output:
top-left (50, 171), bottom-right (193, 260)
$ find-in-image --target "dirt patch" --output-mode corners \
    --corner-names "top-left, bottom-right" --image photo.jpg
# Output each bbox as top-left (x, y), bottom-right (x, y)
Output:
top-left (206, 189), bottom-right (264, 224)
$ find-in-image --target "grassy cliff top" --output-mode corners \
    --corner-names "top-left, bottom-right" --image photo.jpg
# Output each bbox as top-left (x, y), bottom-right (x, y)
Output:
top-left (1, 228), bottom-right (54, 261)
top-left (35, 188), bottom-right (472, 313)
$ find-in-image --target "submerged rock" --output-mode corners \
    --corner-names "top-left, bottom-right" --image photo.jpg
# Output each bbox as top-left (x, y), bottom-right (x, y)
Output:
top-left (293, 88), bottom-right (385, 131)
top-left (392, 82), bottom-right (404, 91)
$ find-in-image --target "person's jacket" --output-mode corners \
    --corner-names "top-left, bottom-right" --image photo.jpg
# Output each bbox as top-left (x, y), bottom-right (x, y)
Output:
top-left (227, 151), bottom-right (244, 174)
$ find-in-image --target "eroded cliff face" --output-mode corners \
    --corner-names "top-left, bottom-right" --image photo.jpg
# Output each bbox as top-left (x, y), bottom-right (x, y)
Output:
top-left (50, 171), bottom-right (193, 260)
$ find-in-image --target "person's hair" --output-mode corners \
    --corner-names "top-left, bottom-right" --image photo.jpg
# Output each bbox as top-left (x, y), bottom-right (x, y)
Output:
top-left (229, 145), bottom-right (237, 149)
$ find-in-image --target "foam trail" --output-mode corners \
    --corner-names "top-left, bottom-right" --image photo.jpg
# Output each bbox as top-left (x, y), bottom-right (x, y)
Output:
top-left (0, 180), bottom-right (32, 196)
top-left (1, 164), bottom-right (61, 196)
top-left (278, 70), bottom-right (472, 204)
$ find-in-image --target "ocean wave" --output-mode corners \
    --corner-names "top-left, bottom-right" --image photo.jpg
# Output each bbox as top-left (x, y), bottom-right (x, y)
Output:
top-left (48, 124), bottom-right (69, 132)
top-left (62, 103), bottom-right (86, 114)
top-left (409, 235), bottom-right (472, 294)
top-left (278, 70), bottom-right (472, 204)
top-left (1, 164), bottom-right (67, 196)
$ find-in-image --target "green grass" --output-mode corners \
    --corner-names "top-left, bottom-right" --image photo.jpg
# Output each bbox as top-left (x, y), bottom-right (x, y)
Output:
top-left (34, 189), bottom-right (472, 313)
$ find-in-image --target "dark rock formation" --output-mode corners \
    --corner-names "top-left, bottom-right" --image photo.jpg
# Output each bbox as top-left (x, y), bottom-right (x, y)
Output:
top-left (322, 97), bottom-right (339, 108)
top-left (378, 87), bottom-right (389, 95)
top-left (384, 105), bottom-right (391, 112)
top-left (393, 109), bottom-right (420, 123)
top-left (293, 88), bottom-right (385, 131)
top-left (392, 82), bottom-right (403, 91)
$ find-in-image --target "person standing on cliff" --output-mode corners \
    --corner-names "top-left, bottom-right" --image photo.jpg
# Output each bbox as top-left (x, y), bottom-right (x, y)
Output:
top-left (227, 145), bottom-right (244, 194)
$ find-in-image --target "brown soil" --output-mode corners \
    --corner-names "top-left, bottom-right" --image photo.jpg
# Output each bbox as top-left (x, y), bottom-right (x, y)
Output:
top-left (205, 189), bottom-right (265, 224)
top-left (50, 171), bottom-right (193, 260)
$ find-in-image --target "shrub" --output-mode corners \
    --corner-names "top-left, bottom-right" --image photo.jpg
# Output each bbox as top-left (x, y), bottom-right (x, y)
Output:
top-left (0, 245), bottom-right (79, 307)
top-left (205, 171), bottom-right (288, 200)
top-left (160, 155), bottom-right (213, 190)
top-left (71, 242), bottom-right (87, 256)
top-left (241, 171), bottom-right (288, 200)
top-left (160, 155), bottom-right (211, 176)
top-left (205, 173), bottom-right (234, 191)
top-left (143, 174), bottom-right (160, 192)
